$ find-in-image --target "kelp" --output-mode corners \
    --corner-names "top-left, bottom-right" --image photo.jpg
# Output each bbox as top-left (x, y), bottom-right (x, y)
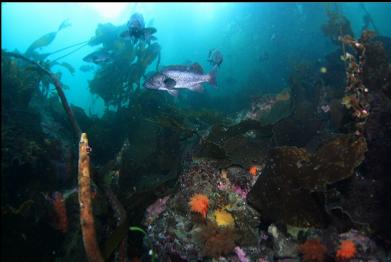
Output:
top-left (88, 45), bottom-right (157, 107)
top-left (3, 52), bottom-right (81, 136)
top-left (53, 61), bottom-right (75, 75)
top-left (1, 50), bottom-right (41, 111)
top-left (88, 23), bottom-right (125, 48)
top-left (88, 22), bottom-right (161, 108)
top-left (321, 6), bottom-right (354, 45)
top-left (247, 134), bottom-right (367, 227)
top-left (78, 133), bottom-right (104, 262)
top-left (193, 119), bottom-right (274, 168)
top-left (339, 30), bottom-right (382, 134)
top-left (25, 19), bottom-right (71, 56)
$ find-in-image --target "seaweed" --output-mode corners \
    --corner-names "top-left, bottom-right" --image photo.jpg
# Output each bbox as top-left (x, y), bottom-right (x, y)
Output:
top-left (321, 6), bottom-right (354, 45)
top-left (88, 23), bottom-right (161, 109)
top-left (247, 134), bottom-right (367, 227)
top-left (194, 119), bottom-right (273, 165)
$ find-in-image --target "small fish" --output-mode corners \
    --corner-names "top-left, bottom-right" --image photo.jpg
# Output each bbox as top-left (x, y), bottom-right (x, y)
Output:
top-left (83, 49), bottom-right (112, 64)
top-left (121, 12), bottom-right (145, 40)
top-left (143, 63), bottom-right (217, 96)
top-left (120, 27), bottom-right (157, 44)
top-left (79, 64), bottom-right (95, 72)
top-left (120, 13), bottom-right (157, 45)
top-left (128, 12), bottom-right (145, 31)
top-left (207, 48), bottom-right (223, 67)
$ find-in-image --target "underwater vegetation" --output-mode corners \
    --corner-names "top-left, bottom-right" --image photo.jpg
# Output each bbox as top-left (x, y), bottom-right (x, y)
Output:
top-left (2, 5), bottom-right (391, 262)
top-left (322, 6), bottom-right (354, 45)
top-left (86, 22), bottom-right (161, 108)
top-left (25, 19), bottom-right (72, 57)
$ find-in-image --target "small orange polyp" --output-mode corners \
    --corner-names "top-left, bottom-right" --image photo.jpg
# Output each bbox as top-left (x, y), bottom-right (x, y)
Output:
top-left (249, 166), bottom-right (257, 176)
top-left (189, 193), bottom-right (209, 218)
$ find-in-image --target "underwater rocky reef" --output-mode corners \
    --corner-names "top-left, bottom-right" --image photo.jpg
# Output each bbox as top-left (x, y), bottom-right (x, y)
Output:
top-left (2, 5), bottom-right (391, 262)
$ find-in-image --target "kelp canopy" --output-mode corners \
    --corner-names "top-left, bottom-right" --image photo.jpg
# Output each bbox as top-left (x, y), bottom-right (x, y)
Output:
top-left (87, 23), bottom-right (161, 109)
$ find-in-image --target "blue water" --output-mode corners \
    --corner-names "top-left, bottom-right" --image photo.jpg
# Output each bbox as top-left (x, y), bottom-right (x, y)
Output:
top-left (2, 2), bottom-right (391, 116)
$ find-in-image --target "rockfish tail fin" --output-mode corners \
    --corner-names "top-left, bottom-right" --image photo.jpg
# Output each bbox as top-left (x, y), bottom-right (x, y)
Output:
top-left (191, 84), bottom-right (204, 93)
top-left (167, 89), bottom-right (179, 97)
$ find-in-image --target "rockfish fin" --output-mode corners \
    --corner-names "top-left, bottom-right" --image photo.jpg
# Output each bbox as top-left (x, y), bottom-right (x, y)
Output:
top-left (191, 84), bottom-right (204, 93)
top-left (167, 89), bottom-right (179, 97)
top-left (144, 27), bottom-right (157, 34)
top-left (163, 77), bottom-right (176, 88)
top-left (190, 63), bottom-right (204, 74)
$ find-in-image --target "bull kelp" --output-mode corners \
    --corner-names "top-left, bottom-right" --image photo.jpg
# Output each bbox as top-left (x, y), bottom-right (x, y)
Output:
top-left (2, 3), bottom-right (391, 262)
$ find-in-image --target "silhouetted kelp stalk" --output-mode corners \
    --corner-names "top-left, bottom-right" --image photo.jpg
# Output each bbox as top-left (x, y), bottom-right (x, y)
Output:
top-left (101, 188), bottom-right (129, 262)
top-left (47, 40), bottom-right (90, 63)
top-left (3, 52), bottom-right (82, 137)
top-left (51, 41), bottom-right (90, 63)
top-left (339, 31), bottom-right (374, 135)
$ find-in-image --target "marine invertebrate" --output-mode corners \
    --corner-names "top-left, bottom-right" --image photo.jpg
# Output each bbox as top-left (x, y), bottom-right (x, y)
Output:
top-left (52, 192), bottom-right (68, 233)
top-left (197, 222), bottom-right (237, 258)
top-left (248, 166), bottom-right (258, 176)
top-left (234, 246), bottom-right (250, 262)
top-left (298, 239), bottom-right (327, 262)
top-left (336, 240), bottom-right (356, 260)
top-left (233, 185), bottom-right (249, 199)
top-left (214, 209), bottom-right (235, 227)
top-left (189, 194), bottom-right (209, 219)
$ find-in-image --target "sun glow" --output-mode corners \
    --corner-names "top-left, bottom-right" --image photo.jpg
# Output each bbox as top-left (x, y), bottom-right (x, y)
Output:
top-left (196, 3), bottom-right (216, 20)
top-left (80, 3), bottom-right (130, 20)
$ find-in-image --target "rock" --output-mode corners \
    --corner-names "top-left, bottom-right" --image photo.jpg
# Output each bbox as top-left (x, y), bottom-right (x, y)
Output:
top-left (247, 134), bottom-right (367, 227)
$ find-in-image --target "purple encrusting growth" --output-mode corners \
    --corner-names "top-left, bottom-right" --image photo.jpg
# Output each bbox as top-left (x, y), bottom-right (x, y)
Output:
top-left (235, 246), bottom-right (250, 262)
